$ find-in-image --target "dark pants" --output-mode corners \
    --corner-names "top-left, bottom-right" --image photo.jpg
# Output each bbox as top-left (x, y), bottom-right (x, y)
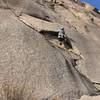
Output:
top-left (58, 37), bottom-right (64, 42)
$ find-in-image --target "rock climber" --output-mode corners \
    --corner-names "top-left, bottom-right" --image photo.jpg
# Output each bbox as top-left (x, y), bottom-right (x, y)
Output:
top-left (57, 27), bottom-right (72, 48)
top-left (57, 27), bottom-right (65, 45)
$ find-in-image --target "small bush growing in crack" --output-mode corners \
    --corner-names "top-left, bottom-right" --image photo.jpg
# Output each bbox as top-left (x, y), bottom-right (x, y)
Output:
top-left (0, 82), bottom-right (36, 100)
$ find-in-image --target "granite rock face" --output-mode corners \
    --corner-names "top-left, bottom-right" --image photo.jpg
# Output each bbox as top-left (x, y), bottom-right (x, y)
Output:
top-left (0, 0), bottom-right (100, 100)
